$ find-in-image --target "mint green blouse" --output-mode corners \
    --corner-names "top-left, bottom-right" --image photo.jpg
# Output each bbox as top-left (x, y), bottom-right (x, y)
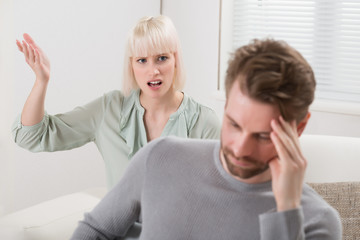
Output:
top-left (12, 90), bottom-right (221, 187)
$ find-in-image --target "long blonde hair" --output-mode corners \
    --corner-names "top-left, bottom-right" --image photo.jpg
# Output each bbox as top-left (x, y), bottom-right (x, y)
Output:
top-left (122, 15), bottom-right (186, 96)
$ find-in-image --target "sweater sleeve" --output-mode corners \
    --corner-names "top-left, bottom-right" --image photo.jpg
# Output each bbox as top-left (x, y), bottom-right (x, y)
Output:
top-left (259, 207), bottom-right (342, 240)
top-left (11, 91), bottom-right (118, 152)
top-left (70, 137), bottom-right (152, 240)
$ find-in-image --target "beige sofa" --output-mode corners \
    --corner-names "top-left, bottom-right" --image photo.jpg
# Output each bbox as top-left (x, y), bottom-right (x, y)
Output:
top-left (1, 134), bottom-right (359, 239)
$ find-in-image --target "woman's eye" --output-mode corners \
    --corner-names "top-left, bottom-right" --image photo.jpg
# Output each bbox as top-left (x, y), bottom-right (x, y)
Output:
top-left (158, 56), bottom-right (168, 62)
top-left (137, 58), bottom-right (147, 63)
top-left (229, 121), bottom-right (240, 129)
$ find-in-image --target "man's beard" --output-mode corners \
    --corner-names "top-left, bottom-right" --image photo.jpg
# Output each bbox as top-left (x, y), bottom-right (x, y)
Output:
top-left (221, 145), bottom-right (270, 179)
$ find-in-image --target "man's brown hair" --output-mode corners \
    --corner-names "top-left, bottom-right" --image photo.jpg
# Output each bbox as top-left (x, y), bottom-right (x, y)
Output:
top-left (225, 39), bottom-right (316, 122)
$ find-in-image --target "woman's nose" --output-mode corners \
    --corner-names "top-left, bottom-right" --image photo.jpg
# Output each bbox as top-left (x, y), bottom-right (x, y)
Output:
top-left (148, 62), bottom-right (160, 76)
top-left (153, 67), bottom-right (160, 75)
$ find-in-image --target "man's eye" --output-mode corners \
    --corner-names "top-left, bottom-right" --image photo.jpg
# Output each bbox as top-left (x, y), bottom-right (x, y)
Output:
top-left (257, 134), bottom-right (271, 141)
top-left (137, 58), bottom-right (147, 63)
top-left (158, 56), bottom-right (168, 62)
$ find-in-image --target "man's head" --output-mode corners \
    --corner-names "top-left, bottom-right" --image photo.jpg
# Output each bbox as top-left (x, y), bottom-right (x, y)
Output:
top-left (225, 39), bottom-right (315, 123)
top-left (221, 39), bottom-right (316, 183)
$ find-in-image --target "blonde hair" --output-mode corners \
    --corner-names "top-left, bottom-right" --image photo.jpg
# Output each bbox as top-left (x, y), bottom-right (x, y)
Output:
top-left (122, 15), bottom-right (186, 96)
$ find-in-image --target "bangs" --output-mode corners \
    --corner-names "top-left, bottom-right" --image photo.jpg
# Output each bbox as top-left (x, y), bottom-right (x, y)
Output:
top-left (129, 22), bottom-right (178, 57)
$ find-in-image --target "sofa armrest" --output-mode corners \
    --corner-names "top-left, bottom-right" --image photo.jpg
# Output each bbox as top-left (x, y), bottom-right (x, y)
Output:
top-left (0, 190), bottom-right (104, 240)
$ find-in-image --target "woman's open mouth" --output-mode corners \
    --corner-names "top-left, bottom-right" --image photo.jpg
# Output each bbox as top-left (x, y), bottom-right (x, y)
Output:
top-left (148, 80), bottom-right (162, 87)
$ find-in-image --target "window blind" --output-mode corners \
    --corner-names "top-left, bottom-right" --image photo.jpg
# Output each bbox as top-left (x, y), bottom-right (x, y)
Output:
top-left (231, 0), bottom-right (360, 103)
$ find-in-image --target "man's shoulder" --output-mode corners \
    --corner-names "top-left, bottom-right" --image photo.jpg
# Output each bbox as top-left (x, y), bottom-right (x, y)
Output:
top-left (146, 136), bottom-right (219, 158)
top-left (152, 136), bottom-right (219, 146)
top-left (139, 137), bottom-right (220, 173)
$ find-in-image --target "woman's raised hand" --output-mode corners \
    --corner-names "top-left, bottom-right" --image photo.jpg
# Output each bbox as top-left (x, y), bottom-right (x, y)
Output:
top-left (16, 33), bottom-right (50, 83)
top-left (17, 33), bottom-right (51, 126)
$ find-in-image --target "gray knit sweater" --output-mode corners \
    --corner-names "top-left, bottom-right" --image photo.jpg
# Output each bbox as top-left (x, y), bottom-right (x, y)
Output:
top-left (71, 137), bottom-right (342, 240)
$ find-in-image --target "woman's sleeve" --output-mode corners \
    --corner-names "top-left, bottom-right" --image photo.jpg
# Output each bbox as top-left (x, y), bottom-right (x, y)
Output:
top-left (189, 106), bottom-right (221, 140)
top-left (12, 92), bottom-right (115, 152)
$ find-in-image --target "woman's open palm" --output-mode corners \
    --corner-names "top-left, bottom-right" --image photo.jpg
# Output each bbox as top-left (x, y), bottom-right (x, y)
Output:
top-left (16, 33), bottom-right (50, 83)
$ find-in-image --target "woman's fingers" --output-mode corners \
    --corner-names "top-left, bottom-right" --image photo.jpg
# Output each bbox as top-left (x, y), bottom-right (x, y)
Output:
top-left (19, 39), bottom-right (38, 66)
top-left (28, 43), bottom-right (35, 63)
top-left (23, 33), bottom-right (36, 46)
top-left (18, 33), bottom-right (47, 63)
top-left (34, 48), bottom-right (40, 64)
top-left (16, 33), bottom-right (50, 82)
top-left (23, 33), bottom-right (43, 53)
top-left (16, 40), bottom-right (23, 52)
top-left (22, 40), bottom-right (30, 61)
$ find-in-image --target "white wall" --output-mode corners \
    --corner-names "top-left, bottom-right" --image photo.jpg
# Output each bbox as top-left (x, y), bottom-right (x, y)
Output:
top-left (1, 0), bottom-right (160, 215)
top-left (1, 0), bottom-right (359, 215)
top-left (0, 0), bottom-right (15, 216)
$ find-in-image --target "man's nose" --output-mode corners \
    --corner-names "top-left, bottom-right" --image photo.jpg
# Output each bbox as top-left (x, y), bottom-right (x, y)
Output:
top-left (232, 134), bottom-right (254, 157)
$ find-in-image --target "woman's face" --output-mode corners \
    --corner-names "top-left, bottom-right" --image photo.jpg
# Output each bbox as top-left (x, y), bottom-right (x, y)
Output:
top-left (131, 52), bottom-right (176, 98)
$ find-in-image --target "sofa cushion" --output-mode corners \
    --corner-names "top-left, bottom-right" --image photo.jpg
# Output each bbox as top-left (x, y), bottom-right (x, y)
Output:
top-left (308, 182), bottom-right (360, 240)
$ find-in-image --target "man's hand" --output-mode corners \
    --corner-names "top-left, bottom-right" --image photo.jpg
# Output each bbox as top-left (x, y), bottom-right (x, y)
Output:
top-left (269, 116), bottom-right (307, 212)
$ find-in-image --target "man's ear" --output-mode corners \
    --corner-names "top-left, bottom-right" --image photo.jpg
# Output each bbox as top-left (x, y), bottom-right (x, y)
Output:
top-left (297, 112), bottom-right (311, 136)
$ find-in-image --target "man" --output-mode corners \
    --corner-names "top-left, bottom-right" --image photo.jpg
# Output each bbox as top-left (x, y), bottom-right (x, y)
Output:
top-left (71, 39), bottom-right (342, 239)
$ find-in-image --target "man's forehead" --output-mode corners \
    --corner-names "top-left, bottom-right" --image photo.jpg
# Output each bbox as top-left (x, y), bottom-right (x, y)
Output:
top-left (225, 82), bottom-right (281, 130)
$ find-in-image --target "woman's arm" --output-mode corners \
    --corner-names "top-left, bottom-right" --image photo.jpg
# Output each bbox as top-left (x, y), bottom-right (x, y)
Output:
top-left (16, 33), bottom-right (50, 126)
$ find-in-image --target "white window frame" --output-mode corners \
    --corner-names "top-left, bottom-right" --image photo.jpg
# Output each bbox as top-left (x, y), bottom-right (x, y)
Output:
top-left (218, 0), bottom-right (360, 116)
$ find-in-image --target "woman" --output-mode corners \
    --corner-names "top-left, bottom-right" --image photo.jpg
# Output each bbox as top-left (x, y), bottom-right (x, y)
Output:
top-left (12, 15), bottom-right (221, 188)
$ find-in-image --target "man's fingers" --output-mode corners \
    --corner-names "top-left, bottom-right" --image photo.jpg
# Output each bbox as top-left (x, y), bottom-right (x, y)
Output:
top-left (270, 130), bottom-right (292, 164)
top-left (278, 117), bottom-right (303, 159)
top-left (279, 117), bottom-right (297, 140)
top-left (271, 120), bottom-right (295, 158)
top-left (271, 119), bottom-right (307, 168)
top-left (268, 156), bottom-right (280, 172)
